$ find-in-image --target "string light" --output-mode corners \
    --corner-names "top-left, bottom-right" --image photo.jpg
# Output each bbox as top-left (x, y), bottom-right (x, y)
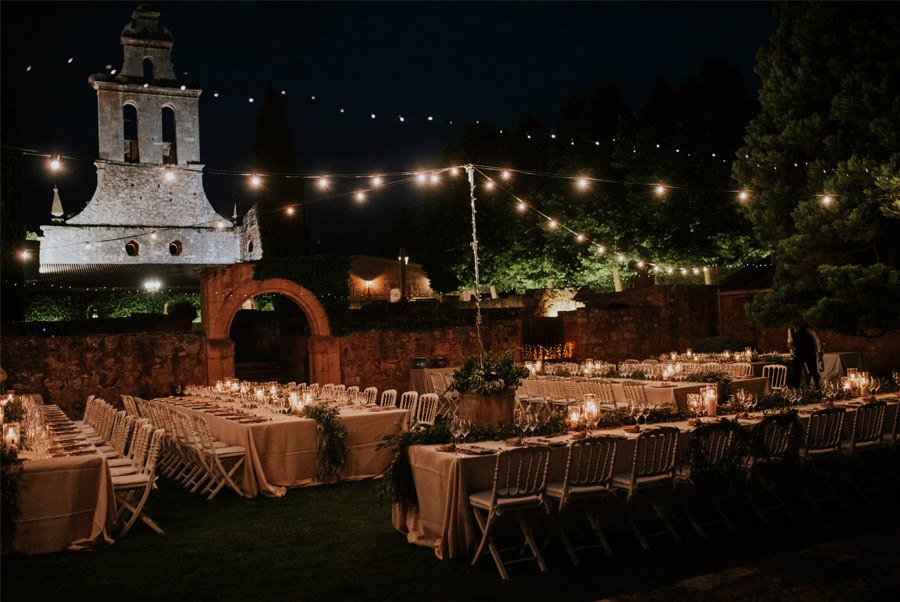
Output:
top-left (317, 176), bottom-right (330, 190)
top-left (738, 190), bottom-right (750, 202)
top-left (449, 167), bottom-right (459, 176)
top-left (547, 218), bottom-right (557, 229)
top-left (501, 170), bottom-right (511, 180)
top-left (577, 178), bottom-right (589, 190)
top-left (654, 183), bottom-right (667, 196)
top-left (429, 173), bottom-right (440, 185)
top-left (576, 233), bottom-right (584, 242)
top-left (49, 155), bottom-right (61, 171)
top-left (354, 191), bottom-right (366, 203)
top-left (821, 194), bottom-right (833, 206)
top-left (517, 201), bottom-right (526, 211)
top-left (483, 180), bottom-right (494, 191)
top-left (250, 175), bottom-right (261, 187)
top-left (18, 250), bottom-right (31, 261)
top-left (617, 254), bottom-right (626, 263)
top-left (636, 260), bottom-right (645, 268)
top-left (285, 206), bottom-right (296, 216)
top-left (371, 175), bottom-right (383, 187)
top-left (416, 173), bottom-right (427, 185)
top-left (596, 245), bottom-right (605, 255)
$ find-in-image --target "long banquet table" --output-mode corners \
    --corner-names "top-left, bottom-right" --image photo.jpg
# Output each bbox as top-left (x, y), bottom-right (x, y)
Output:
top-left (393, 395), bottom-right (898, 560)
top-left (155, 397), bottom-right (408, 497)
top-left (521, 376), bottom-right (771, 412)
top-left (9, 405), bottom-right (116, 555)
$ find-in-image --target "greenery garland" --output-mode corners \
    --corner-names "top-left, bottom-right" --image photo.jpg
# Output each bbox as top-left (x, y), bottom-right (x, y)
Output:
top-left (681, 419), bottom-right (748, 500)
top-left (299, 403), bottom-right (348, 483)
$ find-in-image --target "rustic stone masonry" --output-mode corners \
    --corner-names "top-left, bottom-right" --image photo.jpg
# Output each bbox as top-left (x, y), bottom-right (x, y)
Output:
top-left (1, 332), bottom-right (206, 418)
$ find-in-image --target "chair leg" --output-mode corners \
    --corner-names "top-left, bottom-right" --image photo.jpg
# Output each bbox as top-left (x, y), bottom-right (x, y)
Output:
top-left (681, 500), bottom-right (707, 538)
top-left (515, 511), bottom-right (548, 573)
top-left (711, 499), bottom-right (736, 533)
top-left (651, 501), bottom-right (681, 544)
top-left (471, 508), bottom-right (508, 581)
top-left (581, 499), bottom-right (614, 557)
top-left (116, 483), bottom-right (155, 538)
top-left (625, 507), bottom-right (651, 551)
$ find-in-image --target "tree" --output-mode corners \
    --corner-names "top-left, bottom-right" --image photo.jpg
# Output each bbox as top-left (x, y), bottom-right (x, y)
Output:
top-left (251, 86), bottom-right (309, 258)
top-left (733, 2), bottom-right (900, 335)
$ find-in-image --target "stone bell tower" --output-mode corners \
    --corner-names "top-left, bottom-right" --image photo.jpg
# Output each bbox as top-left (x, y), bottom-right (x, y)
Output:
top-left (39, 3), bottom-right (260, 270)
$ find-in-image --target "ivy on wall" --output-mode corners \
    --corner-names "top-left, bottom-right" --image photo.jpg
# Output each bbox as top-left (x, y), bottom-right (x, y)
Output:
top-left (23, 291), bottom-right (201, 322)
top-left (252, 256), bottom-right (353, 335)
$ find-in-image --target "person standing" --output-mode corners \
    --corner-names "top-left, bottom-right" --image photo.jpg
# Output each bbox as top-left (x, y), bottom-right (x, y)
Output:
top-left (787, 322), bottom-right (824, 388)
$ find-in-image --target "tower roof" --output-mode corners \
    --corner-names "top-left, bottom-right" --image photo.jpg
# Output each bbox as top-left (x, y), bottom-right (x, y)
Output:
top-left (121, 3), bottom-right (173, 46)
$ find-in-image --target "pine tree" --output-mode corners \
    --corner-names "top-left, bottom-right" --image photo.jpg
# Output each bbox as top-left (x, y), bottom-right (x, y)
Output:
top-left (251, 86), bottom-right (309, 258)
top-left (733, 2), bottom-right (900, 335)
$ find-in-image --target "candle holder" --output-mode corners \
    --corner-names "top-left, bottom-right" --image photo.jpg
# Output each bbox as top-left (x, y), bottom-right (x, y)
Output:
top-left (700, 385), bottom-right (718, 417)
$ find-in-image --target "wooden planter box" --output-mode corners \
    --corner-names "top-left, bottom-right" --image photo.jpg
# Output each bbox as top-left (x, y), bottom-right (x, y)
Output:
top-left (458, 389), bottom-right (516, 425)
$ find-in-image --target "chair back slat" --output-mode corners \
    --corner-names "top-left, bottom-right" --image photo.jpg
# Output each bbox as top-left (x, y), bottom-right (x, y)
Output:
top-left (762, 364), bottom-right (788, 390)
top-left (491, 447), bottom-right (550, 502)
top-left (566, 435), bottom-right (619, 489)
top-left (850, 401), bottom-right (886, 447)
top-left (631, 427), bottom-right (679, 480)
top-left (415, 393), bottom-right (440, 426)
top-left (380, 389), bottom-right (397, 407)
top-left (398, 391), bottom-right (419, 411)
top-left (363, 387), bottom-right (378, 405)
top-left (804, 407), bottom-right (845, 453)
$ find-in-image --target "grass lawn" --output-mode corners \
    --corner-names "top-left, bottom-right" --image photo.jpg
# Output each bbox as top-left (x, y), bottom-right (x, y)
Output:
top-left (2, 476), bottom-right (897, 601)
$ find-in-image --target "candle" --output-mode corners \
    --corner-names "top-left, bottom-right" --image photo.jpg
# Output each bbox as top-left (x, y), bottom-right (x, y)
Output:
top-left (289, 392), bottom-right (303, 413)
top-left (3, 423), bottom-right (20, 449)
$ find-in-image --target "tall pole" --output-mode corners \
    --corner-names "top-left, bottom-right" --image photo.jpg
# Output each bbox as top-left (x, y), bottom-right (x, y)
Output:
top-left (398, 247), bottom-right (408, 302)
top-left (465, 164), bottom-right (486, 363)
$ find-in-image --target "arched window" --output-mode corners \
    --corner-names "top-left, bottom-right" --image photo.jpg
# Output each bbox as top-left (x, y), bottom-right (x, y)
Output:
top-left (125, 240), bottom-right (140, 256)
top-left (161, 106), bottom-right (177, 165)
top-left (123, 104), bottom-right (139, 163)
top-left (169, 240), bottom-right (183, 256)
top-left (143, 58), bottom-right (154, 84)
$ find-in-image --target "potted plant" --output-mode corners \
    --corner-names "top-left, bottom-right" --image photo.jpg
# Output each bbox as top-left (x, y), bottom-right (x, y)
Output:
top-left (447, 353), bottom-right (529, 425)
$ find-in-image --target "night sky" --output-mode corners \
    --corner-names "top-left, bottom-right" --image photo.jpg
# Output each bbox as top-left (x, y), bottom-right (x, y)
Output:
top-left (1, 1), bottom-right (777, 256)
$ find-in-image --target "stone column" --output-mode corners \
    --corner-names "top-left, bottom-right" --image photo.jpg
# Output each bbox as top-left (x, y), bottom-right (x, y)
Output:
top-left (205, 338), bottom-right (235, 384)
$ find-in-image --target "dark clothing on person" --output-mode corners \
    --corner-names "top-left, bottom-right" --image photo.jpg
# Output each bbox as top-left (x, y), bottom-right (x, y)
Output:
top-left (789, 327), bottom-right (821, 388)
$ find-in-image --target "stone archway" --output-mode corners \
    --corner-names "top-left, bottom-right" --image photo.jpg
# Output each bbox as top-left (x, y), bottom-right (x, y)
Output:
top-left (201, 264), bottom-right (341, 385)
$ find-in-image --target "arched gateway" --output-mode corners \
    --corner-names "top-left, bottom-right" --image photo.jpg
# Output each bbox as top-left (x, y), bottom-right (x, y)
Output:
top-left (201, 264), bottom-right (341, 385)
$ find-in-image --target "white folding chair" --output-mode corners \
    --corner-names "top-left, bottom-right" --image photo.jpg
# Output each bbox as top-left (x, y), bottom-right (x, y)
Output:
top-left (469, 447), bottom-right (551, 581)
top-left (398, 390), bottom-right (419, 411)
top-left (112, 425), bottom-right (166, 537)
top-left (363, 386), bottom-right (378, 405)
top-left (762, 364), bottom-right (787, 391)
top-left (380, 389), bottom-right (397, 407)
top-left (612, 426), bottom-right (681, 550)
top-left (546, 435), bottom-right (620, 564)
top-left (414, 393), bottom-right (440, 427)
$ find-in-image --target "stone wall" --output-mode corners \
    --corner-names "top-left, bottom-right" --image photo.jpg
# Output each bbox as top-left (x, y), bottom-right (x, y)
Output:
top-left (563, 285), bottom-right (718, 362)
top-left (338, 320), bottom-right (522, 392)
top-left (719, 292), bottom-right (900, 374)
top-left (1, 332), bottom-right (206, 418)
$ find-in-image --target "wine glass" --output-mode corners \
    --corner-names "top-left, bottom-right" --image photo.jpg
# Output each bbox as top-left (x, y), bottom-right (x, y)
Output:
top-left (459, 419), bottom-right (471, 447)
top-left (687, 394), bottom-right (701, 420)
top-left (640, 402), bottom-right (652, 425)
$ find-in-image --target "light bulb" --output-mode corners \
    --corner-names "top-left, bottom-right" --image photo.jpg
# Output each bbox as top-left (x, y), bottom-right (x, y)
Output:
top-left (49, 156), bottom-right (61, 171)
top-left (355, 191), bottom-right (366, 203)
top-left (371, 175), bottom-right (383, 187)
top-left (285, 206), bottom-right (296, 216)
top-left (548, 218), bottom-right (557, 229)
top-left (416, 173), bottom-right (427, 185)
top-left (617, 254), bottom-right (625, 263)
top-left (821, 195), bottom-right (833, 206)
top-left (501, 170), bottom-right (511, 180)
top-left (517, 201), bottom-right (526, 211)
top-left (655, 184), bottom-right (666, 196)
top-left (250, 175), bottom-right (261, 187)
top-left (429, 173), bottom-right (440, 184)
top-left (738, 190), bottom-right (750, 201)
top-left (317, 177), bottom-right (330, 190)
top-left (576, 234), bottom-right (584, 242)
top-left (596, 245), bottom-right (605, 255)
top-left (450, 167), bottom-right (460, 176)
top-left (577, 178), bottom-right (588, 190)
top-left (637, 260), bottom-right (645, 268)
top-left (484, 180), bottom-right (494, 190)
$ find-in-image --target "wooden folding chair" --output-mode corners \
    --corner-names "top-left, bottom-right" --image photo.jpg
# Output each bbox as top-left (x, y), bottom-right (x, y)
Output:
top-left (799, 407), bottom-right (847, 513)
